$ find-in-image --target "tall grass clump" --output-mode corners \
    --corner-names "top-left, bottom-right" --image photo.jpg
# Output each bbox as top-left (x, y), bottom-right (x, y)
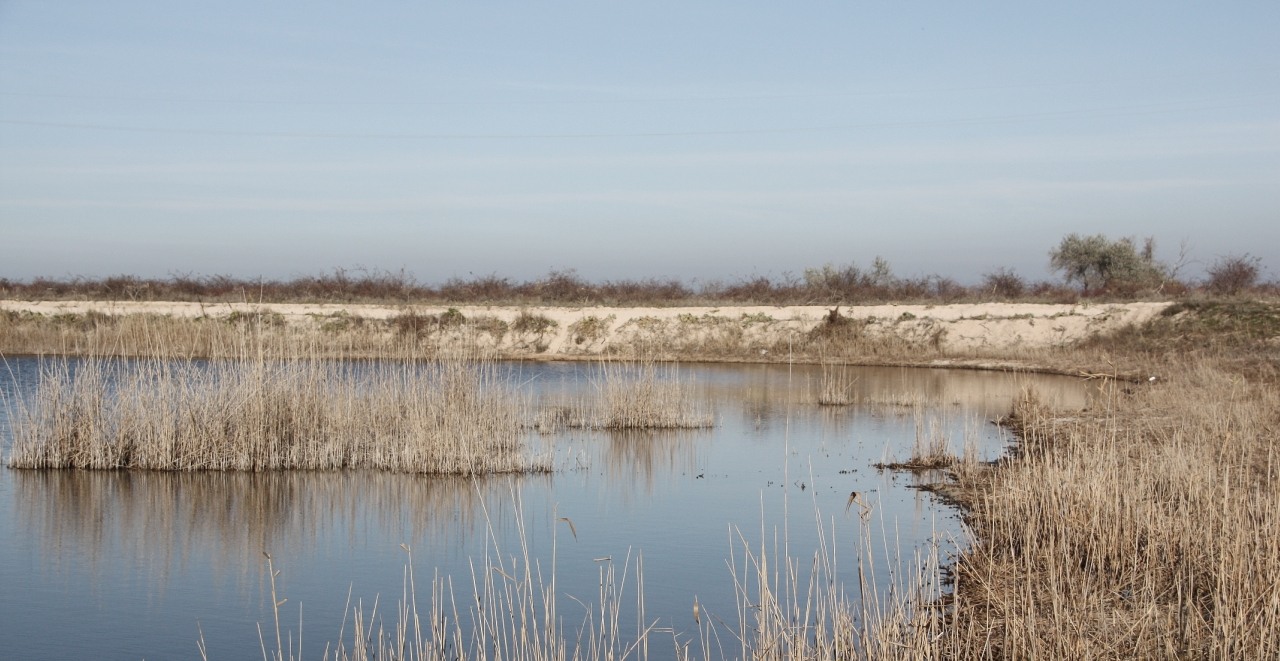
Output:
top-left (245, 484), bottom-right (962, 661)
top-left (922, 358), bottom-right (1280, 659)
top-left (7, 350), bottom-right (547, 474)
top-left (816, 361), bottom-right (857, 406)
top-left (593, 360), bottom-right (714, 430)
top-left (712, 502), bottom-right (953, 660)
top-left (536, 360), bottom-right (714, 432)
top-left (248, 491), bottom-right (657, 661)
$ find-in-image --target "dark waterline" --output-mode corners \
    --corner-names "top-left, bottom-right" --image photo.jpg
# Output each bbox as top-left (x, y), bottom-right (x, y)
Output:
top-left (0, 359), bottom-right (1090, 660)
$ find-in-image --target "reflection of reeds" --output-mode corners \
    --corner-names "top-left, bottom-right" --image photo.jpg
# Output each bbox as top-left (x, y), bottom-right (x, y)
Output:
top-left (7, 351), bottom-right (546, 474)
top-left (12, 469), bottom-right (506, 582)
top-left (604, 429), bottom-right (702, 495)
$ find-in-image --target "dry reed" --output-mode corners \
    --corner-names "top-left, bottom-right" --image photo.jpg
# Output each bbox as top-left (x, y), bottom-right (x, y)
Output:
top-left (251, 490), bottom-right (656, 661)
top-left (903, 357), bottom-right (1280, 659)
top-left (535, 360), bottom-right (715, 432)
top-left (816, 362), bottom-right (858, 406)
top-left (6, 350), bottom-right (547, 474)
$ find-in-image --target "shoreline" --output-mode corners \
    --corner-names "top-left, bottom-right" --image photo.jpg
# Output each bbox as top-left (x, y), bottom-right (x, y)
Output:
top-left (1, 299), bottom-right (1172, 357)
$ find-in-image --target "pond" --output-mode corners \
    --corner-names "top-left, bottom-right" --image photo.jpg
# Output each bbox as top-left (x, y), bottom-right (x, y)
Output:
top-left (0, 358), bottom-right (1090, 660)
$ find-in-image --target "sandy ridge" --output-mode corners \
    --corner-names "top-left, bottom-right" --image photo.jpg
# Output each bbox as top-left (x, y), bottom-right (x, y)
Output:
top-left (1, 300), bottom-right (1172, 355)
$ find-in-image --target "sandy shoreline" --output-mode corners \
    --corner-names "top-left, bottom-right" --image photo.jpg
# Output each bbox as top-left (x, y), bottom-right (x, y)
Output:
top-left (2, 299), bottom-right (1171, 356)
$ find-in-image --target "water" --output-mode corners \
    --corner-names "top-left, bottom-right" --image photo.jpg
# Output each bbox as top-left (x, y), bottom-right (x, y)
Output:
top-left (0, 358), bottom-right (1089, 660)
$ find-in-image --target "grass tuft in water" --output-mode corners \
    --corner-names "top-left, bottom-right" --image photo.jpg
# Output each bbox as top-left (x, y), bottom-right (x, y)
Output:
top-left (6, 349), bottom-right (546, 474)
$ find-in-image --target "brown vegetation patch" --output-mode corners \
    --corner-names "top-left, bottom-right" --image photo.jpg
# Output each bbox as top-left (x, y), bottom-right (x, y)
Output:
top-left (7, 352), bottom-right (547, 475)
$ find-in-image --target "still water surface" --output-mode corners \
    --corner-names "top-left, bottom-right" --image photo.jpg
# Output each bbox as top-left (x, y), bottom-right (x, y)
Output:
top-left (0, 359), bottom-right (1089, 659)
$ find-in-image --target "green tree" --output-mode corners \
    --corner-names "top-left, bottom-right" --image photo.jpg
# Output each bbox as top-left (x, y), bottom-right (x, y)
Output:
top-left (1049, 233), bottom-right (1166, 294)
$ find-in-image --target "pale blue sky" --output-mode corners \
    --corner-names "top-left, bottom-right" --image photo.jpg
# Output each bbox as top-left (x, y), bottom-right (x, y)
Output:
top-left (2, 2), bottom-right (1277, 285)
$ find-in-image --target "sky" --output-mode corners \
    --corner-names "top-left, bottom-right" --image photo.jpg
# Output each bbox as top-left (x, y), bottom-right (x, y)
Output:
top-left (1, 2), bottom-right (1277, 286)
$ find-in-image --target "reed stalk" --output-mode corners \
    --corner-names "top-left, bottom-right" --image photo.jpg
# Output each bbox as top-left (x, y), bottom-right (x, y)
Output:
top-left (6, 349), bottom-right (546, 474)
top-left (535, 359), bottom-right (715, 432)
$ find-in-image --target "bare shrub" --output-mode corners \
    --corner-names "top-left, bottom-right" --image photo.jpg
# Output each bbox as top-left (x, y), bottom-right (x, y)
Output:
top-left (511, 310), bottom-right (557, 334)
top-left (982, 267), bottom-right (1026, 299)
top-left (718, 275), bottom-right (795, 304)
top-left (567, 314), bottom-right (613, 346)
top-left (524, 269), bottom-right (590, 303)
top-left (597, 277), bottom-right (691, 305)
top-left (1205, 253), bottom-right (1261, 295)
top-left (439, 273), bottom-right (514, 302)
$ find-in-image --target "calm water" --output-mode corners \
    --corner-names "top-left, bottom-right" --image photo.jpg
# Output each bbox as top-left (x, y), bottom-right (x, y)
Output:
top-left (0, 359), bottom-right (1090, 660)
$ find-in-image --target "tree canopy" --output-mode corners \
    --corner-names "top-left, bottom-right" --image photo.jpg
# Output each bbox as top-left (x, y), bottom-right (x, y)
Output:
top-left (1049, 234), bottom-right (1166, 294)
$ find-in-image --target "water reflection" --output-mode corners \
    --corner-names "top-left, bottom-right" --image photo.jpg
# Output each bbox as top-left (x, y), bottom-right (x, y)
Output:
top-left (0, 358), bottom-right (1091, 660)
top-left (694, 362), bottom-right (1090, 416)
top-left (14, 469), bottom-right (519, 584)
top-left (603, 429), bottom-right (703, 491)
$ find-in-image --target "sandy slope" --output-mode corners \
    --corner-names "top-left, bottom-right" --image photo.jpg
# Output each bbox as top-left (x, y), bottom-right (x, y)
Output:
top-left (1, 300), bottom-right (1171, 355)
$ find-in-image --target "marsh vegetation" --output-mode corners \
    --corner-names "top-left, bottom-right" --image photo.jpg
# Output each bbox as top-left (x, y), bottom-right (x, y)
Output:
top-left (7, 351), bottom-right (542, 474)
top-left (5, 348), bottom-right (715, 474)
top-left (2, 259), bottom-right (1278, 658)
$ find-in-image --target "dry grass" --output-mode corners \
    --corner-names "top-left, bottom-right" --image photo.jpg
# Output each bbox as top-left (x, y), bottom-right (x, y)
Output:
top-left (535, 359), bottom-right (715, 432)
top-left (0, 308), bottom-right (512, 360)
top-left (833, 302), bottom-right (1280, 658)
top-left (927, 361), bottom-right (1280, 658)
top-left (709, 498), bottom-right (952, 661)
top-left (247, 490), bottom-right (656, 661)
top-left (816, 361), bottom-right (858, 406)
top-left (873, 410), bottom-right (972, 472)
top-left (211, 304), bottom-right (1280, 659)
top-left (10, 296), bottom-right (1279, 658)
top-left (244, 483), bottom-right (959, 661)
top-left (6, 349), bottom-right (547, 474)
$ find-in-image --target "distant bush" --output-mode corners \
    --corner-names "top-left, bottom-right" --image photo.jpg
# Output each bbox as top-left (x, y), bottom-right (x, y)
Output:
top-left (982, 268), bottom-right (1026, 299)
top-left (511, 311), bottom-right (557, 334)
top-left (440, 274), bottom-right (514, 302)
top-left (3, 240), bottom-right (1267, 306)
top-left (1205, 254), bottom-right (1261, 296)
top-left (525, 269), bottom-right (590, 303)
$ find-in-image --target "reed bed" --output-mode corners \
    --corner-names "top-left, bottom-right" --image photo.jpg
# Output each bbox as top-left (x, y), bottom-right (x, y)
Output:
top-left (816, 362), bottom-right (857, 406)
top-left (711, 500), bottom-right (952, 661)
top-left (874, 409), bottom-right (983, 472)
top-left (535, 360), bottom-right (715, 432)
top-left (915, 357), bottom-right (1280, 659)
top-left (232, 343), bottom-right (1280, 660)
top-left (246, 485), bottom-right (958, 661)
top-left (6, 351), bottom-right (547, 474)
top-left (249, 492), bottom-right (655, 661)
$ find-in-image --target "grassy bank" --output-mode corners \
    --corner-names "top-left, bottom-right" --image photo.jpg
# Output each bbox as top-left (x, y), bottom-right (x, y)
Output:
top-left (0, 302), bottom-right (1085, 365)
top-left (914, 300), bottom-right (1280, 658)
